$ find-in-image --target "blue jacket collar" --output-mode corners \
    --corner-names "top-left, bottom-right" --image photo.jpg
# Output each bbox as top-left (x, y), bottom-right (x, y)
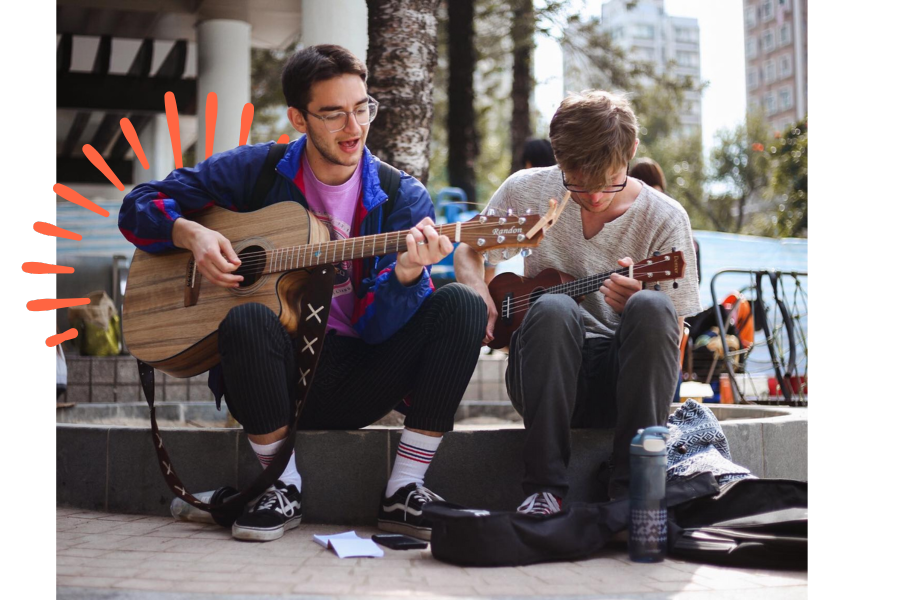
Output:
top-left (276, 135), bottom-right (388, 212)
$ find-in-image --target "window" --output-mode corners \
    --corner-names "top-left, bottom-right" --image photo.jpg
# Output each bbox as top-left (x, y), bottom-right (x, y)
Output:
top-left (745, 6), bottom-right (757, 29)
top-left (765, 93), bottom-right (777, 115)
top-left (779, 87), bottom-right (794, 111)
top-left (676, 51), bottom-right (699, 68)
top-left (746, 36), bottom-right (757, 58)
top-left (633, 24), bottom-right (655, 39)
top-left (779, 54), bottom-right (793, 78)
top-left (675, 27), bottom-right (698, 43)
top-left (764, 59), bottom-right (776, 82)
top-left (780, 23), bottom-right (792, 45)
top-left (747, 69), bottom-right (758, 90)
top-left (763, 0), bottom-right (774, 22)
top-left (762, 29), bottom-right (775, 52)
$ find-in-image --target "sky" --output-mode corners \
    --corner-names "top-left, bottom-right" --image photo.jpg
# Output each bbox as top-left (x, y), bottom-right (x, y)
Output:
top-left (534, 0), bottom-right (747, 156)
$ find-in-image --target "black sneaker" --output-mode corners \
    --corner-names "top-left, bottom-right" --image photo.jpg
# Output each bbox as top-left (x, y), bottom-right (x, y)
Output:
top-left (516, 492), bottom-right (562, 515)
top-left (232, 480), bottom-right (302, 542)
top-left (377, 483), bottom-right (444, 541)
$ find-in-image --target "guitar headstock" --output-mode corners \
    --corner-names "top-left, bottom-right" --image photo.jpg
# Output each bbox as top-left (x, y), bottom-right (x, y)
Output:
top-left (456, 192), bottom-right (570, 252)
top-left (455, 213), bottom-right (545, 251)
top-left (631, 250), bottom-right (686, 284)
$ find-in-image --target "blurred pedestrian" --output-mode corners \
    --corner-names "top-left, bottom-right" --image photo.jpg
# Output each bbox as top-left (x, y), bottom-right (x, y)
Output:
top-left (521, 138), bottom-right (556, 169)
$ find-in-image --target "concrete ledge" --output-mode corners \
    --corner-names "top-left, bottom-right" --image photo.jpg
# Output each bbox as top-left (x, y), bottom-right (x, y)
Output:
top-left (57, 405), bottom-right (806, 523)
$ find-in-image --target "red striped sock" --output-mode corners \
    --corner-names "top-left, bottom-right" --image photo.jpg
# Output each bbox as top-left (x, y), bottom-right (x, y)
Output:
top-left (386, 429), bottom-right (442, 497)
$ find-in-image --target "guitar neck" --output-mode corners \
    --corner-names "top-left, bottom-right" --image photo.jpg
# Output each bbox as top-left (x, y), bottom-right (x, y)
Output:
top-left (261, 222), bottom-right (464, 274)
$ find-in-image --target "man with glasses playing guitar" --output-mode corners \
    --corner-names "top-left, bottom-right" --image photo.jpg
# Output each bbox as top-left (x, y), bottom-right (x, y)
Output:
top-left (455, 90), bottom-right (701, 514)
top-left (120, 45), bottom-right (488, 541)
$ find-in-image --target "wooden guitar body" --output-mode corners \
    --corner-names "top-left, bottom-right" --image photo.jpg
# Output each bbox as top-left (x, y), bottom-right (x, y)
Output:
top-left (122, 203), bottom-right (331, 378)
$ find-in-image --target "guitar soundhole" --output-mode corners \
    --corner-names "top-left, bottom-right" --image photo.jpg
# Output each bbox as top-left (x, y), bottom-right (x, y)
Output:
top-left (235, 245), bottom-right (266, 288)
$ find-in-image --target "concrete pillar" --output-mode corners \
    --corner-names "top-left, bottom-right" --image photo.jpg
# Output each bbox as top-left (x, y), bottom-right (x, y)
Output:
top-left (301, 0), bottom-right (368, 63)
top-left (196, 19), bottom-right (251, 159)
top-left (134, 114), bottom-right (175, 184)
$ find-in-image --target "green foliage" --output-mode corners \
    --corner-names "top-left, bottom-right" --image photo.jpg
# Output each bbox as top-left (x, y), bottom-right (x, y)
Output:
top-left (768, 118), bottom-right (808, 237)
top-left (249, 39), bottom-right (301, 145)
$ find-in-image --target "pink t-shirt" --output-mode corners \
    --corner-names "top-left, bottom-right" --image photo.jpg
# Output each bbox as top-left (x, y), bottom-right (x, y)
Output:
top-left (301, 152), bottom-right (362, 338)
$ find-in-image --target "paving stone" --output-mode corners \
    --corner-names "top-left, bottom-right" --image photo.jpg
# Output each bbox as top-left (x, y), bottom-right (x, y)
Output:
top-left (115, 384), bottom-right (141, 403)
top-left (63, 384), bottom-right (90, 405)
top-left (91, 359), bottom-right (117, 385)
top-left (67, 358), bottom-right (91, 384)
top-left (163, 382), bottom-right (188, 403)
top-left (116, 358), bottom-right (139, 384)
top-left (91, 386), bottom-right (116, 403)
top-left (57, 425), bottom-right (107, 512)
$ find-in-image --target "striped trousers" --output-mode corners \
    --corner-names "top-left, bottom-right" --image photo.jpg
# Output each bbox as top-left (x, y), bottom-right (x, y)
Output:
top-left (217, 283), bottom-right (487, 435)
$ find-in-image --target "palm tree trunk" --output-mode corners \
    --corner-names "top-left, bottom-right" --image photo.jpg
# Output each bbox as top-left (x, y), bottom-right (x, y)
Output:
top-left (366, 0), bottom-right (440, 184)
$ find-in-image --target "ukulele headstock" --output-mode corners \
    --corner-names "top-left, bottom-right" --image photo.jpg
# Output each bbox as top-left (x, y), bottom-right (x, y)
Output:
top-left (457, 193), bottom-right (569, 252)
top-left (631, 250), bottom-right (686, 283)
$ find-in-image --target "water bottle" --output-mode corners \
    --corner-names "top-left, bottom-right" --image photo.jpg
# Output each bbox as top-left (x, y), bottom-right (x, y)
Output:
top-left (170, 486), bottom-right (240, 527)
top-left (628, 426), bottom-right (669, 562)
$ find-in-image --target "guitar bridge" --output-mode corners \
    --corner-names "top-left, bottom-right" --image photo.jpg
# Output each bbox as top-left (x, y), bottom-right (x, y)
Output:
top-left (184, 258), bottom-right (201, 307)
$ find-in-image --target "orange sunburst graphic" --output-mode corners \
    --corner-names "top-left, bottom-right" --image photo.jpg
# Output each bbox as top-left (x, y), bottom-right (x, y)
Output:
top-left (28, 91), bottom-right (293, 348)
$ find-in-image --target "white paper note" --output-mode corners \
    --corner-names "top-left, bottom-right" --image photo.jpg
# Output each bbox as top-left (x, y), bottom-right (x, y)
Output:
top-left (312, 531), bottom-right (384, 558)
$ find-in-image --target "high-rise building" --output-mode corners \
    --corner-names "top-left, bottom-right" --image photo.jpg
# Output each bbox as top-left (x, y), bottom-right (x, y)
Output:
top-left (562, 0), bottom-right (702, 138)
top-left (742, 0), bottom-right (807, 132)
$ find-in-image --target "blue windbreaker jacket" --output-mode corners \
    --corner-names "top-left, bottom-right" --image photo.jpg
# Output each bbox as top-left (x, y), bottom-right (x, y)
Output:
top-left (119, 136), bottom-right (436, 401)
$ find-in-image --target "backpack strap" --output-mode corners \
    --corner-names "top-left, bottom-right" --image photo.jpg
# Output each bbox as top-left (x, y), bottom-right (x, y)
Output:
top-left (249, 143), bottom-right (289, 211)
top-left (377, 160), bottom-right (402, 226)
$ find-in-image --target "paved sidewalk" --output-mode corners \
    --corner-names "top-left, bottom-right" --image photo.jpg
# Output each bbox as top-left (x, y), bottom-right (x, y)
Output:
top-left (58, 507), bottom-right (807, 599)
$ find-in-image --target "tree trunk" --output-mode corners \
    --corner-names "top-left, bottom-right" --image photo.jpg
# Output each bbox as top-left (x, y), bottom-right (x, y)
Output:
top-left (366, 0), bottom-right (440, 184)
top-left (510, 0), bottom-right (534, 174)
top-left (446, 0), bottom-right (478, 207)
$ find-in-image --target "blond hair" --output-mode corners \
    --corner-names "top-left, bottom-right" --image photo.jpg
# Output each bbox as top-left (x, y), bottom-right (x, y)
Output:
top-left (549, 90), bottom-right (638, 189)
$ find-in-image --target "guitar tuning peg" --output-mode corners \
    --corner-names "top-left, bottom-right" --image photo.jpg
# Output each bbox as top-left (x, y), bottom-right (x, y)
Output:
top-left (520, 248), bottom-right (532, 258)
top-left (486, 208), bottom-right (496, 217)
top-left (672, 246), bottom-right (677, 253)
top-left (653, 251), bottom-right (661, 257)
top-left (507, 207), bottom-right (514, 216)
top-left (653, 284), bottom-right (661, 291)
top-left (524, 208), bottom-right (533, 215)
top-left (672, 281), bottom-right (679, 289)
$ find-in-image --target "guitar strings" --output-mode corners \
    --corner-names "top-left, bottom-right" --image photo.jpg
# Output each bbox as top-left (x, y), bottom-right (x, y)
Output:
top-left (499, 262), bottom-right (671, 312)
top-left (224, 220), bottom-right (536, 272)
top-left (499, 261), bottom-right (678, 315)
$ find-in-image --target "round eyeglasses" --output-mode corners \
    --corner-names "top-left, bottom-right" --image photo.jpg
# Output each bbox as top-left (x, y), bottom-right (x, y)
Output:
top-left (303, 96), bottom-right (379, 133)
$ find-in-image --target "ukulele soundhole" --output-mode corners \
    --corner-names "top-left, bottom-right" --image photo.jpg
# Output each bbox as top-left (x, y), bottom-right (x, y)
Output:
top-left (235, 245), bottom-right (266, 288)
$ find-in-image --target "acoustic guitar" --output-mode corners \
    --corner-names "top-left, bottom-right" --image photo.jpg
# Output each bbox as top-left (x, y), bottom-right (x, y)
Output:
top-left (487, 250), bottom-right (686, 349)
top-left (123, 200), bottom-right (564, 377)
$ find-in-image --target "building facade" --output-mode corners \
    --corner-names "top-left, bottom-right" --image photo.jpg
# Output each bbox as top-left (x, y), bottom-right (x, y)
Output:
top-left (743, 0), bottom-right (808, 132)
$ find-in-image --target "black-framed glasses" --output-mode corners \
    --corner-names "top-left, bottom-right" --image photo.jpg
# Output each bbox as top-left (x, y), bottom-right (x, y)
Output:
top-left (303, 96), bottom-right (379, 133)
top-left (561, 166), bottom-right (629, 194)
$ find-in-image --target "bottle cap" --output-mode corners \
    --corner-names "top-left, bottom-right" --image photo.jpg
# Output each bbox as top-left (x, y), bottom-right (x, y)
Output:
top-left (630, 426), bottom-right (670, 456)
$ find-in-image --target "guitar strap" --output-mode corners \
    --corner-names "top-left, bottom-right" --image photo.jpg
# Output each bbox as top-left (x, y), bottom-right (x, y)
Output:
top-left (136, 265), bottom-right (335, 523)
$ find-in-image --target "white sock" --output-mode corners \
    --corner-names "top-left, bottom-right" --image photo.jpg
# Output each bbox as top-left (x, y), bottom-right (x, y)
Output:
top-left (249, 438), bottom-right (301, 492)
top-left (385, 429), bottom-right (442, 497)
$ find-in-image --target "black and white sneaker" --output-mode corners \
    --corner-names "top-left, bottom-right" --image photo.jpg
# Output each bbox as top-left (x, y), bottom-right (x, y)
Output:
top-left (516, 492), bottom-right (562, 516)
top-left (377, 483), bottom-right (444, 541)
top-left (232, 480), bottom-right (302, 542)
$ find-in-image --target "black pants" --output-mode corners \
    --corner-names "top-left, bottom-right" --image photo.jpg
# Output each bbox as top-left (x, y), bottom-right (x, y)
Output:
top-left (506, 291), bottom-right (680, 500)
top-left (218, 283), bottom-right (486, 435)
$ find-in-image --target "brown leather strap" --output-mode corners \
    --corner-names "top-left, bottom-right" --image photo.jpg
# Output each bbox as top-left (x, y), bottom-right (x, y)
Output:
top-left (137, 265), bottom-right (336, 517)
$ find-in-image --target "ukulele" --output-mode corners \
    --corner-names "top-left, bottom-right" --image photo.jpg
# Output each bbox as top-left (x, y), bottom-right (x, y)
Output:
top-left (487, 250), bottom-right (686, 349)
